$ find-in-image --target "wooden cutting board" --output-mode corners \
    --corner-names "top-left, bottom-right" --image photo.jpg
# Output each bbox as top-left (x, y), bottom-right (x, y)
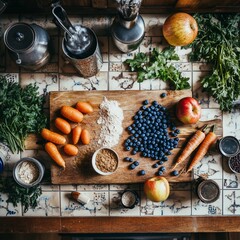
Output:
top-left (50, 90), bottom-right (222, 184)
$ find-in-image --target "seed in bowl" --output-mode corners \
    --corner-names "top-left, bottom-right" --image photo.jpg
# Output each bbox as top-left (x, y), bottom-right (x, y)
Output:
top-left (229, 153), bottom-right (240, 173)
top-left (18, 161), bottom-right (39, 184)
top-left (95, 148), bottom-right (118, 173)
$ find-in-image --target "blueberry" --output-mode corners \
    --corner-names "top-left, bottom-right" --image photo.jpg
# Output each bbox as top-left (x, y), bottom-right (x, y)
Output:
top-left (175, 129), bottom-right (180, 134)
top-left (129, 163), bottom-right (136, 170)
top-left (124, 157), bottom-right (130, 161)
top-left (139, 170), bottom-right (146, 175)
top-left (132, 150), bottom-right (137, 155)
top-left (125, 146), bottom-right (131, 151)
top-left (157, 160), bottom-right (164, 165)
top-left (143, 100), bottom-right (149, 105)
top-left (172, 170), bottom-right (179, 176)
top-left (152, 163), bottom-right (159, 168)
top-left (134, 161), bottom-right (139, 166)
top-left (160, 92), bottom-right (167, 98)
top-left (157, 170), bottom-right (163, 176)
top-left (159, 166), bottom-right (166, 172)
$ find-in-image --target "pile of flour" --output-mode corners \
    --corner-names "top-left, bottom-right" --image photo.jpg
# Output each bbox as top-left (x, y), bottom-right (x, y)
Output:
top-left (97, 97), bottom-right (124, 148)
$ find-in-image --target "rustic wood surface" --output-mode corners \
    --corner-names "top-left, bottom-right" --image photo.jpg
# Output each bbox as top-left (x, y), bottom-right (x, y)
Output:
top-left (0, 216), bottom-right (240, 233)
top-left (49, 90), bottom-right (222, 184)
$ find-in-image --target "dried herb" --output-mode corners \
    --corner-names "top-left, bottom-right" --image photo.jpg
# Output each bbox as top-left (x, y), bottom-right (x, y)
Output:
top-left (0, 75), bottom-right (47, 153)
top-left (0, 176), bottom-right (42, 213)
top-left (185, 13), bottom-right (240, 111)
top-left (124, 47), bottom-right (190, 90)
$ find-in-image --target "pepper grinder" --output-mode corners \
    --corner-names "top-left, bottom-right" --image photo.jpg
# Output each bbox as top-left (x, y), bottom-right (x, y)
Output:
top-left (111, 0), bottom-right (145, 53)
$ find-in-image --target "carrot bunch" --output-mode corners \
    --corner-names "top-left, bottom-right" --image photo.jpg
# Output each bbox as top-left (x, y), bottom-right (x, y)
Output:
top-left (41, 101), bottom-right (93, 168)
top-left (173, 125), bottom-right (217, 173)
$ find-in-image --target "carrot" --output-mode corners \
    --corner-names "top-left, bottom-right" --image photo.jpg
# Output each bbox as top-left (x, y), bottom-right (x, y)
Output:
top-left (41, 128), bottom-right (66, 145)
top-left (76, 101), bottom-right (93, 114)
top-left (173, 125), bottom-right (207, 169)
top-left (64, 144), bottom-right (78, 156)
top-left (54, 117), bottom-right (71, 134)
top-left (72, 125), bottom-right (82, 144)
top-left (45, 142), bottom-right (65, 168)
top-left (81, 129), bottom-right (90, 145)
top-left (60, 106), bottom-right (83, 123)
top-left (187, 126), bottom-right (217, 173)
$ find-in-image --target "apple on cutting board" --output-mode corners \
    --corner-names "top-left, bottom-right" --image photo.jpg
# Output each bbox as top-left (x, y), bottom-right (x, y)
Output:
top-left (176, 97), bottom-right (201, 124)
top-left (144, 176), bottom-right (170, 202)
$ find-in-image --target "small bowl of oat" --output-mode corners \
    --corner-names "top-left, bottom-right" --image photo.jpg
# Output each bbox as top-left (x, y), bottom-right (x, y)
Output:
top-left (13, 157), bottom-right (45, 188)
top-left (92, 147), bottom-right (119, 175)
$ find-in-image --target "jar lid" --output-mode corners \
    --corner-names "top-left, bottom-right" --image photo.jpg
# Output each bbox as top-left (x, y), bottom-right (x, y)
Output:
top-left (197, 179), bottom-right (220, 204)
top-left (4, 23), bottom-right (35, 52)
top-left (218, 136), bottom-right (240, 157)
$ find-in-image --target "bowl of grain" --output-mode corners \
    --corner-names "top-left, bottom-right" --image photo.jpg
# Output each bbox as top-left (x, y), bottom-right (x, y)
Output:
top-left (13, 157), bottom-right (45, 188)
top-left (92, 147), bottom-right (119, 175)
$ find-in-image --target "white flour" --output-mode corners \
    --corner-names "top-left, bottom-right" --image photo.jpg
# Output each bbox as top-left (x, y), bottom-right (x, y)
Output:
top-left (97, 97), bottom-right (124, 148)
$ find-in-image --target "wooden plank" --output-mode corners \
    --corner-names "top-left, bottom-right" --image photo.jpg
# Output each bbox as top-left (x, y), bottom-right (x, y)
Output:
top-left (49, 90), bottom-right (222, 184)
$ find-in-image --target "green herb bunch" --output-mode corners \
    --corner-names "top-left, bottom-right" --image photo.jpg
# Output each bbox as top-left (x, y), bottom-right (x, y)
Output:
top-left (186, 13), bottom-right (240, 111)
top-left (0, 176), bottom-right (42, 213)
top-left (0, 75), bottom-right (47, 153)
top-left (124, 47), bottom-right (190, 90)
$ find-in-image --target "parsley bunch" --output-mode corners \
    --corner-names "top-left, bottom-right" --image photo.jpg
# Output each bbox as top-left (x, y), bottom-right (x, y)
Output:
top-left (124, 47), bottom-right (190, 90)
top-left (0, 75), bottom-right (47, 153)
top-left (0, 176), bottom-right (42, 213)
top-left (186, 13), bottom-right (240, 111)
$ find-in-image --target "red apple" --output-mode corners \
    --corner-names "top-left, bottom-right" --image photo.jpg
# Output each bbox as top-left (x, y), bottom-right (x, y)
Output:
top-left (163, 12), bottom-right (198, 46)
top-left (144, 176), bottom-right (170, 202)
top-left (176, 97), bottom-right (201, 124)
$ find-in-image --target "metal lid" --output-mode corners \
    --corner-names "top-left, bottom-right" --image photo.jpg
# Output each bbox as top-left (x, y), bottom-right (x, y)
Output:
top-left (4, 23), bottom-right (35, 52)
top-left (218, 136), bottom-right (240, 157)
top-left (197, 179), bottom-right (220, 204)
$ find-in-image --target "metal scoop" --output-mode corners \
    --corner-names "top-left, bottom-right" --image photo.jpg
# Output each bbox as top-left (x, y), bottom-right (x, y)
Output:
top-left (52, 3), bottom-right (93, 56)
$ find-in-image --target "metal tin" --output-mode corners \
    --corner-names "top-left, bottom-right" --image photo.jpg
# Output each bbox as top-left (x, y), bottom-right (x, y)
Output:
top-left (196, 178), bottom-right (220, 204)
top-left (13, 157), bottom-right (45, 188)
top-left (228, 152), bottom-right (240, 174)
top-left (62, 27), bottom-right (103, 78)
top-left (218, 136), bottom-right (240, 157)
top-left (120, 190), bottom-right (139, 209)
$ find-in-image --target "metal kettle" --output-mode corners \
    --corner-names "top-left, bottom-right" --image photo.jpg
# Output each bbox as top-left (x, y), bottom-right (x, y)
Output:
top-left (4, 22), bottom-right (51, 70)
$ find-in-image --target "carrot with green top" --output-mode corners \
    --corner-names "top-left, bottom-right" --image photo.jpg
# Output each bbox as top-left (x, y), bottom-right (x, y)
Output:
top-left (187, 125), bottom-right (217, 173)
top-left (173, 125), bottom-right (207, 169)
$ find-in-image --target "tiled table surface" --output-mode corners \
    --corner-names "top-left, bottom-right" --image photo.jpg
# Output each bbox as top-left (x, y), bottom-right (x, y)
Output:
top-left (0, 13), bottom-right (240, 217)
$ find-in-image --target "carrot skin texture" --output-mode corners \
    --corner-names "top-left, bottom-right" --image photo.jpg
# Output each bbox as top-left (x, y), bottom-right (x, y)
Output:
top-left (55, 117), bottom-right (71, 134)
top-left (81, 129), bottom-right (90, 145)
top-left (72, 126), bottom-right (82, 144)
top-left (173, 129), bottom-right (205, 169)
top-left (61, 106), bottom-right (83, 123)
top-left (41, 128), bottom-right (66, 145)
top-left (64, 144), bottom-right (78, 156)
top-left (187, 131), bottom-right (217, 172)
top-left (76, 101), bottom-right (93, 114)
top-left (45, 142), bottom-right (65, 168)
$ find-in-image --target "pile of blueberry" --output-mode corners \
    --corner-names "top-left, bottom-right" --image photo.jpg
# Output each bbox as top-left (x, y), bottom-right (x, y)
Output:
top-left (124, 97), bottom-right (180, 176)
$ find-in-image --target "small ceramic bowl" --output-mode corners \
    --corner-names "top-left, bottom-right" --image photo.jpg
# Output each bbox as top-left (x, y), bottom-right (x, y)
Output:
top-left (92, 147), bottom-right (119, 176)
top-left (13, 157), bottom-right (45, 188)
top-left (228, 152), bottom-right (240, 174)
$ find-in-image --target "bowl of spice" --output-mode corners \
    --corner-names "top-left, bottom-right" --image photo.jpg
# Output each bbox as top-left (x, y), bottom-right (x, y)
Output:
top-left (13, 157), bottom-right (45, 188)
top-left (92, 147), bottom-right (119, 175)
top-left (229, 152), bottom-right (240, 174)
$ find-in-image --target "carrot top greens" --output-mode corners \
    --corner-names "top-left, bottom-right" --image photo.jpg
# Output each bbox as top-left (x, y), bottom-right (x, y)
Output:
top-left (0, 75), bottom-right (47, 153)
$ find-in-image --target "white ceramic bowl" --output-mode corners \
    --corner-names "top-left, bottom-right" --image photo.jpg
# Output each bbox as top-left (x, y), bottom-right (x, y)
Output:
top-left (13, 157), bottom-right (45, 188)
top-left (92, 147), bottom-right (119, 176)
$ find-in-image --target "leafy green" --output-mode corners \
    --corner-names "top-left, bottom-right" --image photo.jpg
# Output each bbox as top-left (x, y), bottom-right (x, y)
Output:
top-left (0, 176), bottom-right (42, 213)
top-left (0, 75), bottom-right (47, 153)
top-left (185, 13), bottom-right (240, 111)
top-left (124, 47), bottom-right (190, 90)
